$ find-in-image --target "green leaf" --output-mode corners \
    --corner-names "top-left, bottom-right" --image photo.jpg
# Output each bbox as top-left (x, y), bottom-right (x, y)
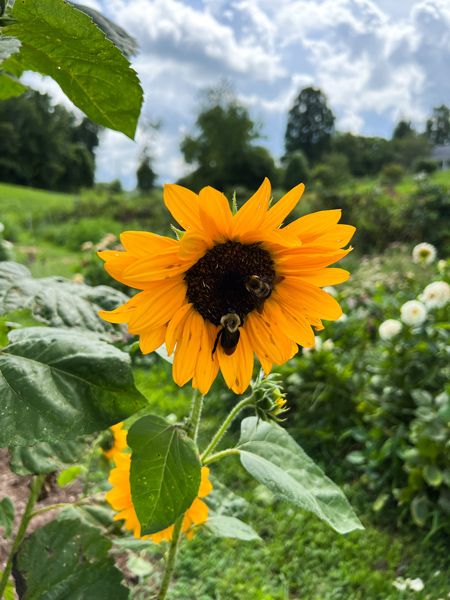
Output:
top-left (57, 465), bottom-right (84, 486)
top-left (126, 555), bottom-right (153, 578)
top-left (0, 573), bottom-right (14, 600)
top-left (236, 417), bottom-right (364, 534)
top-left (411, 494), bottom-right (428, 527)
top-left (128, 414), bottom-right (201, 536)
top-left (10, 438), bottom-right (86, 475)
top-left (0, 261), bottom-right (31, 281)
top-left (4, 0), bottom-right (143, 138)
top-left (0, 496), bottom-right (14, 538)
top-left (422, 464), bottom-right (442, 487)
top-left (12, 518), bottom-right (129, 599)
top-left (0, 34), bottom-right (20, 63)
top-left (0, 72), bottom-right (26, 99)
top-left (204, 516), bottom-right (261, 541)
top-left (0, 327), bottom-right (148, 447)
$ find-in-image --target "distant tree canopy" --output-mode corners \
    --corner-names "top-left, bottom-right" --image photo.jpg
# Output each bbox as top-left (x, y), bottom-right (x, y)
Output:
top-left (393, 120), bottom-right (414, 139)
top-left (285, 87), bottom-right (335, 164)
top-left (178, 85), bottom-right (277, 192)
top-left (426, 104), bottom-right (450, 145)
top-left (0, 91), bottom-right (101, 192)
top-left (136, 156), bottom-right (157, 194)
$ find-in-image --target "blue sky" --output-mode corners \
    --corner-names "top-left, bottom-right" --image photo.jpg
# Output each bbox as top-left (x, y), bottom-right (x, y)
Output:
top-left (24, 0), bottom-right (450, 189)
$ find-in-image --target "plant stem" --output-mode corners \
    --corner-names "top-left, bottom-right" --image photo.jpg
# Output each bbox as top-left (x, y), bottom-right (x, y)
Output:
top-left (156, 515), bottom-right (184, 600)
top-left (201, 394), bottom-right (254, 461)
top-left (83, 437), bottom-right (102, 497)
top-left (202, 448), bottom-right (240, 466)
top-left (0, 473), bottom-right (45, 599)
top-left (189, 388), bottom-right (203, 443)
top-left (155, 388), bottom-right (204, 599)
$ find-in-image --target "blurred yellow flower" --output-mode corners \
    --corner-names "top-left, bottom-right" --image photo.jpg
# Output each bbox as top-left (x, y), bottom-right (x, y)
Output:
top-left (99, 179), bottom-right (354, 395)
top-left (100, 422), bottom-right (128, 462)
top-left (106, 454), bottom-right (212, 542)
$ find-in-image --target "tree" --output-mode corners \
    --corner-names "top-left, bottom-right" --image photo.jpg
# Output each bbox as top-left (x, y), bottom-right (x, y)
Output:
top-left (0, 91), bottom-right (99, 191)
top-left (285, 87), bottom-right (335, 164)
top-left (393, 120), bottom-right (414, 139)
top-left (283, 150), bottom-right (309, 190)
top-left (179, 84), bottom-right (277, 191)
top-left (137, 157), bottom-right (156, 194)
top-left (426, 104), bottom-right (450, 145)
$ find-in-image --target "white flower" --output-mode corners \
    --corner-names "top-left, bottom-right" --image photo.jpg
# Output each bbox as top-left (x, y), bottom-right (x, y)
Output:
top-left (412, 242), bottom-right (437, 264)
top-left (392, 578), bottom-right (407, 591)
top-left (323, 339), bottom-right (334, 351)
top-left (337, 313), bottom-right (348, 322)
top-left (407, 578), bottom-right (424, 592)
top-left (420, 281), bottom-right (450, 309)
top-left (0, 222), bottom-right (4, 233)
top-left (379, 319), bottom-right (402, 341)
top-left (437, 260), bottom-right (447, 272)
top-left (400, 300), bottom-right (427, 326)
top-left (323, 286), bottom-right (337, 297)
top-left (303, 336), bottom-right (322, 355)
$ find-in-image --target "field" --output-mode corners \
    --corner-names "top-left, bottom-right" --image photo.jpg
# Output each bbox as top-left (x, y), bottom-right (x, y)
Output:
top-left (1, 173), bottom-right (450, 600)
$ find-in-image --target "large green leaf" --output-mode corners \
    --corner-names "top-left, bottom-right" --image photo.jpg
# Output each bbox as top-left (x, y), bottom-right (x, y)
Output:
top-left (0, 496), bottom-right (14, 538)
top-left (10, 439), bottom-right (87, 476)
top-left (4, 0), bottom-right (143, 138)
top-left (236, 417), bottom-right (364, 534)
top-left (12, 518), bottom-right (129, 599)
top-left (0, 264), bottom-right (128, 335)
top-left (0, 72), bottom-right (26, 98)
top-left (0, 327), bottom-right (148, 447)
top-left (128, 414), bottom-right (201, 536)
top-left (204, 516), bottom-right (261, 541)
top-left (0, 34), bottom-right (20, 63)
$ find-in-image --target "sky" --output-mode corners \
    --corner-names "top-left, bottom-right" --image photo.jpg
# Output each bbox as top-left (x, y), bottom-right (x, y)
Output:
top-left (24, 0), bottom-right (450, 189)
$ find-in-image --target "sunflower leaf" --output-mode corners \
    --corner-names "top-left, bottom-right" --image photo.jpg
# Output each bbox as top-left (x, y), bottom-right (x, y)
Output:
top-left (10, 439), bottom-right (87, 476)
top-left (203, 515), bottom-right (261, 541)
top-left (3, 0), bottom-right (143, 138)
top-left (0, 327), bottom-right (148, 447)
top-left (0, 496), bottom-right (14, 539)
top-left (12, 518), bottom-right (129, 599)
top-left (128, 414), bottom-right (201, 536)
top-left (236, 417), bottom-right (364, 534)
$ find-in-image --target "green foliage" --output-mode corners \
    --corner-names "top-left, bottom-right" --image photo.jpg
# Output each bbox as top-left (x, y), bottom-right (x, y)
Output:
top-left (179, 85), bottom-right (277, 192)
top-left (282, 150), bottom-right (309, 189)
top-left (393, 120), bottom-right (414, 140)
top-left (414, 158), bottom-right (438, 174)
top-left (381, 162), bottom-right (405, 186)
top-left (0, 327), bottom-right (148, 446)
top-left (2, 0), bottom-right (143, 138)
top-left (128, 414), bottom-right (201, 535)
top-left (311, 152), bottom-right (350, 188)
top-left (236, 417), bottom-right (363, 534)
top-left (285, 87), bottom-right (335, 164)
top-left (10, 439), bottom-right (86, 476)
top-left (12, 518), bottom-right (129, 599)
top-left (426, 104), bottom-right (450, 145)
top-left (136, 157), bottom-right (157, 194)
top-left (203, 516), bottom-right (261, 541)
top-left (0, 497), bottom-right (14, 538)
top-left (0, 91), bottom-right (98, 191)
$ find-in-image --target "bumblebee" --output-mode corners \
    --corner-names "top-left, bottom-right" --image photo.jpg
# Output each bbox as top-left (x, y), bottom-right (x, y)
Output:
top-left (245, 275), bottom-right (284, 299)
top-left (212, 312), bottom-right (241, 357)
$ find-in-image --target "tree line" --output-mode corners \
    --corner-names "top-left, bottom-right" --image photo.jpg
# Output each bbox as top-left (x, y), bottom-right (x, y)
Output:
top-left (0, 86), bottom-right (449, 193)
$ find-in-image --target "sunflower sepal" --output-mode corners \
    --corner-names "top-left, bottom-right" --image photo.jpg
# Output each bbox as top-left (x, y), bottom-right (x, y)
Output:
top-left (170, 224), bottom-right (186, 240)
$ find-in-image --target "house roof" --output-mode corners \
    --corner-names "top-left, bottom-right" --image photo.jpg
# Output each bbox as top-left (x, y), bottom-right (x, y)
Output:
top-left (430, 145), bottom-right (450, 160)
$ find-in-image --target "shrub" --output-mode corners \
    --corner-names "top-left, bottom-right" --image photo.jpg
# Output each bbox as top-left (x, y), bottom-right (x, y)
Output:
top-left (413, 158), bottom-right (438, 174)
top-left (283, 150), bottom-right (309, 189)
top-left (380, 162), bottom-right (405, 185)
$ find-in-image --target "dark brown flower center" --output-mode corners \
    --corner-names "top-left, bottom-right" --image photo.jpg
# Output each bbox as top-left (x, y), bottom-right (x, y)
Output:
top-left (184, 241), bottom-right (276, 325)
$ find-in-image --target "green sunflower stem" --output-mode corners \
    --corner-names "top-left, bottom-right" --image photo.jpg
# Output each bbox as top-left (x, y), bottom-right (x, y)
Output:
top-left (189, 388), bottom-right (204, 442)
top-left (157, 514), bottom-right (184, 600)
top-left (201, 394), bottom-right (255, 461)
top-left (0, 473), bottom-right (46, 599)
top-left (202, 448), bottom-right (240, 466)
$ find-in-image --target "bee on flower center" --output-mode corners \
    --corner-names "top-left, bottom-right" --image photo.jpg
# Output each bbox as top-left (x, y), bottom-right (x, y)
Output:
top-left (212, 312), bottom-right (241, 357)
top-left (245, 275), bottom-right (285, 300)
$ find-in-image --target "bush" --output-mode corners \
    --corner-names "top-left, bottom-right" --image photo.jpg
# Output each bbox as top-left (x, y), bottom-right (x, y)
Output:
top-left (283, 150), bottom-right (309, 189)
top-left (413, 158), bottom-right (438, 174)
top-left (310, 153), bottom-right (350, 188)
top-left (380, 162), bottom-right (405, 185)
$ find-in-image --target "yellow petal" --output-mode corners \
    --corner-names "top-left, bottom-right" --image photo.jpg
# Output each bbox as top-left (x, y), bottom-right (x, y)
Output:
top-left (283, 209), bottom-right (342, 243)
top-left (122, 249), bottom-right (194, 282)
top-left (99, 293), bottom-right (143, 324)
top-left (193, 321), bottom-right (220, 395)
top-left (230, 178), bottom-right (271, 238)
top-left (199, 186), bottom-right (232, 240)
top-left (186, 497), bottom-right (209, 525)
top-left (292, 268), bottom-right (350, 286)
top-left (139, 324), bottom-right (167, 354)
top-left (165, 303), bottom-right (194, 356)
top-left (263, 183), bottom-right (305, 229)
top-left (276, 279), bottom-right (343, 321)
top-left (128, 279), bottom-right (187, 331)
top-left (276, 247), bottom-right (352, 273)
top-left (263, 297), bottom-right (315, 348)
top-left (244, 310), bottom-right (294, 365)
top-left (178, 229), bottom-right (213, 259)
top-left (313, 224), bottom-right (356, 248)
top-left (164, 184), bottom-right (203, 230)
top-left (239, 229), bottom-right (302, 251)
top-left (217, 327), bottom-right (254, 394)
top-left (120, 231), bottom-right (178, 258)
top-left (172, 310), bottom-right (204, 386)
top-left (198, 467), bottom-right (213, 498)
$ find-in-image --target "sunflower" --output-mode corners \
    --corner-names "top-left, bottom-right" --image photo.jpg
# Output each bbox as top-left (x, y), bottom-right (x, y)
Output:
top-left (106, 454), bottom-right (213, 542)
top-left (99, 179), bottom-right (354, 394)
top-left (99, 422), bottom-right (128, 462)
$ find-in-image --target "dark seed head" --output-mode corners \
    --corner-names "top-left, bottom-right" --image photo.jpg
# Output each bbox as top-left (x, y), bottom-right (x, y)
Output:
top-left (184, 241), bottom-right (276, 325)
